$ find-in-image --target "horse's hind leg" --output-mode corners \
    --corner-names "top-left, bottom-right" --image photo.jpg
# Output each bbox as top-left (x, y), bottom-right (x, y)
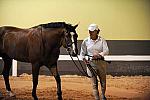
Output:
top-left (48, 66), bottom-right (62, 100)
top-left (31, 63), bottom-right (40, 100)
top-left (2, 56), bottom-right (15, 97)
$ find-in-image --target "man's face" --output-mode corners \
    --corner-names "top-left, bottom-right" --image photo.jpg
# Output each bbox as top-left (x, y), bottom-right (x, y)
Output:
top-left (89, 30), bottom-right (98, 40)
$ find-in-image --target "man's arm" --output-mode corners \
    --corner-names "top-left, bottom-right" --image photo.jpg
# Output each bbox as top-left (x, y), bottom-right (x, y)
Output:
top-left (80, 40), bottom-right (90, 64)
top-left (99, 39), bottom-right (109, 56)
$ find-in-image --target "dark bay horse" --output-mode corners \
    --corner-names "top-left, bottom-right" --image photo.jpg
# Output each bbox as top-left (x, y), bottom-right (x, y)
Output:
top-left (0, 22), bottom-right (78, 100)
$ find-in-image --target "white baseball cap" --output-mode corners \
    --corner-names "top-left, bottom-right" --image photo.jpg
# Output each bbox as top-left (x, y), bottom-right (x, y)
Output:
top-left (88, 24), bottom-right (99, 31)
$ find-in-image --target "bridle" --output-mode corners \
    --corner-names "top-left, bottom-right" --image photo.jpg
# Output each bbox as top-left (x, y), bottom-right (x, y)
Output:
top-left (64, 31), bottom-right (76, 53)
top-left (64, 37), bottom-right (73, 52)
top-left (64, 32), bottom-right (91, 77)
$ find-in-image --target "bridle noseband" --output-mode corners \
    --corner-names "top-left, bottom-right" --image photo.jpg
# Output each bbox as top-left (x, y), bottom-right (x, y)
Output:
top-left (64, 31), bottom-right (90, 77)
top-left (64, 31), bottom-right (75, 52)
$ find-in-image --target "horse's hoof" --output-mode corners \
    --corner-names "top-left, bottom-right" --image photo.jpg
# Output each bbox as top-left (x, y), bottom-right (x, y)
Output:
top-left (32, 93), bottom-right (38, 100)
top-left (32, 96), bottom-right (38, 100)
top-left (57, 96), bottom-right (62, 100)
top-left (34, 97), bottom-right (38, 100)
top-left (6, 91), bottom-right (16, 97)
top-left (32, 94), bottom-right (38, 100)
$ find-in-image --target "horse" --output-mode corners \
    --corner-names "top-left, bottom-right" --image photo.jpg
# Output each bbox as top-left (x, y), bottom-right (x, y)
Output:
top-left (0, 22), bottom-right (78, 100)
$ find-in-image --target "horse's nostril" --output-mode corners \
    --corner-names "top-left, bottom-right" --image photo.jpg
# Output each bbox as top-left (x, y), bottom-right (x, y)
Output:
top-left (67, 47), bottom-right (71, 52)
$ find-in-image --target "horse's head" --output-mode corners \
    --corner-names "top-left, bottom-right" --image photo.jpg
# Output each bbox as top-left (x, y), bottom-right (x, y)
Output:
top-left (62, 24), bottom-right (78, 57)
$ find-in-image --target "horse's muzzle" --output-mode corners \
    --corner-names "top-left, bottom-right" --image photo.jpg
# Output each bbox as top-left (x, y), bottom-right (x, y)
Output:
top-left (71, 52), bottom-right (77, 57)
top-left (67, 47), bottom-right (72, 52)
top-left (67, 47), bottom-right (78, 57)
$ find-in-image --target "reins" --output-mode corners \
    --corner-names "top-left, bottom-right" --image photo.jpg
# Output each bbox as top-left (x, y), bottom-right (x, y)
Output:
top-left (67, 51), bottom-right (111, 79)
top-left (67, 51), bottom-right (90, 77)
top-left (67, 50), bottom-right (102, 78)
top-left (76, 55), bottom-right (99, 78)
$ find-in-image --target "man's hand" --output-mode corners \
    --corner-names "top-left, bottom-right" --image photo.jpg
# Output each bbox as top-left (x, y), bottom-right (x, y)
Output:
top-left (92, 54), bottom-right (104, 60)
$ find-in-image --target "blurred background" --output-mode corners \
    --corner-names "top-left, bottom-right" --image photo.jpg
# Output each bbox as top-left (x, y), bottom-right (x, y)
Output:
top-left (0, 0), bottom-right (150, 40)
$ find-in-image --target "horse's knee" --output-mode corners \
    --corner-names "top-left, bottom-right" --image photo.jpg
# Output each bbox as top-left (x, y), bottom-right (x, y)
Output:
top-left (2, 71), bottom-right (9, 77)
top-left (32, 76), bottom-right (39, 86)
top-left (2, 60), bottom-right (12, 77)
top-left (2, 67), bottom-right (11, 77)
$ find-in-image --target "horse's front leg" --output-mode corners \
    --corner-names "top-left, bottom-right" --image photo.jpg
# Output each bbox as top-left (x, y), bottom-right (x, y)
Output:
top-left (49, 66), bottom-right (62, 100)
top-left (2, 58), bottom-right (15, 97)
top-left (31, 63), bottom-right (40, 100)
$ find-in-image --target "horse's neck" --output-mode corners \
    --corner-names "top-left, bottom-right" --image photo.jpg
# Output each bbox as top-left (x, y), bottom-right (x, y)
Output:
top-left (42, 28), bottom-right (64, 48)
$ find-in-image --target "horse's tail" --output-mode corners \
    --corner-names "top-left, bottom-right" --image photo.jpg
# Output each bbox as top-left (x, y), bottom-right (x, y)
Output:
top-left (0, 27), bottom-right (5, 51)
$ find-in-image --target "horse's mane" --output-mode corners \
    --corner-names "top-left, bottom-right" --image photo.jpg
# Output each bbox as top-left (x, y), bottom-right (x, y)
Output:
top-left (35, 22), bottom-right (73, 29)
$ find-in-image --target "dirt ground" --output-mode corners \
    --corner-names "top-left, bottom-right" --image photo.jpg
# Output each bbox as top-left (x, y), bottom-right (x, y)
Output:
top-left (0, 74), bottom-right (150, 100)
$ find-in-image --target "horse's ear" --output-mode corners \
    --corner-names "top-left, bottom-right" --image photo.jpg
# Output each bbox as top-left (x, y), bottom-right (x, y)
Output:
top-left (74, 24), bottom-right (79, 29)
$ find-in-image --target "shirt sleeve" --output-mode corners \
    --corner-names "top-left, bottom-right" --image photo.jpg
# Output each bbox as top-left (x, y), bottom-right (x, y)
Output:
top-left (80, 40), bottom-right (87, 60)
top-left (99, 39), bottom-right (109, 56)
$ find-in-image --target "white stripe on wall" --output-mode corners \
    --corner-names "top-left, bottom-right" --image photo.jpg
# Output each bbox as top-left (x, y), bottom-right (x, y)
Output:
top-left (1, 55), bottom-right (150, 76)
top-left (59, 55), bottom-right (150, 61)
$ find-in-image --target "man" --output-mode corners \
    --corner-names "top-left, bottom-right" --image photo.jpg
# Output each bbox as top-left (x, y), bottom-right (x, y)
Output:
top-left (80, 24), bottom-right (109, 100)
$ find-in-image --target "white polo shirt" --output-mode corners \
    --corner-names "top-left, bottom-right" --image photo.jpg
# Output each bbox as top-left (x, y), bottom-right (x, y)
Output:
top-left (80, 36), bottom-right (109, 60)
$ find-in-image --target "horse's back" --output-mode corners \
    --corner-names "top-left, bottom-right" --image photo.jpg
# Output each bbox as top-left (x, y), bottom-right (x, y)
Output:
top-left (0, 26), bottom-right (44, 62)
top-left (2, 26), bottom-right (28, 32)
top-left (4, 32), bottom-right (28, 59)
